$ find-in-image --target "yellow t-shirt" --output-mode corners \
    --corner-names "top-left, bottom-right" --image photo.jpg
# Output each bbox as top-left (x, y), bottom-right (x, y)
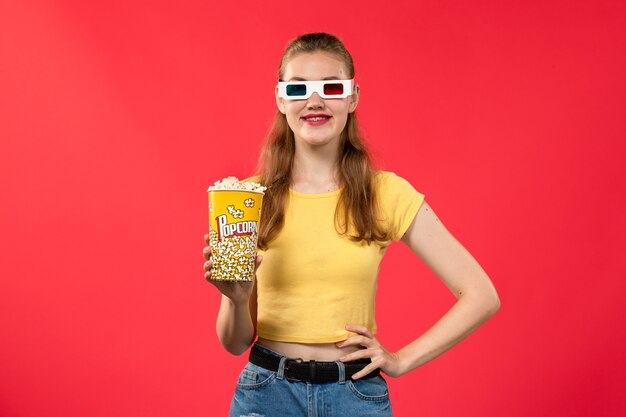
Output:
top-left (254, 171), bottom-right (424, 343)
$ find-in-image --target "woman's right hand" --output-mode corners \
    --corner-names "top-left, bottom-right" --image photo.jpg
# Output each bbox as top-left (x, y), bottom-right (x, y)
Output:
top-left (203, 233), bottom-right (262, 305)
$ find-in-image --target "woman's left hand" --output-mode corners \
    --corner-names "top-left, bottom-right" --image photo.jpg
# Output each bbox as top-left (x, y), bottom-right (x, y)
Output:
top-left (336, 324), bottom-right (405, 379)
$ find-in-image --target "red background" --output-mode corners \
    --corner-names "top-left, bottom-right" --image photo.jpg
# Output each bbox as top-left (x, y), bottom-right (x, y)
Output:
top-left (1, 1), bottom-right (625, 416)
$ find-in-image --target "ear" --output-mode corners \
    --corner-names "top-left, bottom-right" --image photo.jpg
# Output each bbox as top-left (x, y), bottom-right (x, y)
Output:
top-left (348, 83), bottom-right (360, 113)
top-left (275, 85), bottom-right (286, 114)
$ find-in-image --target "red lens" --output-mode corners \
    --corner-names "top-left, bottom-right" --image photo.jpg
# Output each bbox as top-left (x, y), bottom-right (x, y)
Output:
top-left (323, 82), bottom-right (344, 95)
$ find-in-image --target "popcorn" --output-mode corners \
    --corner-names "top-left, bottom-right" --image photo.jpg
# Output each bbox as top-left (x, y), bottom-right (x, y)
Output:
top-left (207, 176), bottom-right (264, 281)
top-left (208, 229), bottom-right (257, 281)
top-left (208, 176), bottom-right (266, 193)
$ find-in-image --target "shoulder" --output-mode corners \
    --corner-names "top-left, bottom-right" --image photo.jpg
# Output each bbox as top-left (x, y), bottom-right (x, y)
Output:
top-left (373, 170), bottom-right (426, 241)
top-left (372, 170), bottom-right (423, 196)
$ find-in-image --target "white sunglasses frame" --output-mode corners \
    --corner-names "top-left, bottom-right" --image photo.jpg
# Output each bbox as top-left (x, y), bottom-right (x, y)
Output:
top-left (277, 79), bottom-right (354, 100)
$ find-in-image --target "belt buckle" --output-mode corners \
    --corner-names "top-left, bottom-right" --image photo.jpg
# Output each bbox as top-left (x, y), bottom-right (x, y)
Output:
top-left (285, 357), bottom-right (306, 383)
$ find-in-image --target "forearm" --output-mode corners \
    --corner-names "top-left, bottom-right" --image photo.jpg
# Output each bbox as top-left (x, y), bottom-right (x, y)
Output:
top-left (215, 295), bottom-right (256, 356)
top-left (397, 291), bottom-right (500, 374)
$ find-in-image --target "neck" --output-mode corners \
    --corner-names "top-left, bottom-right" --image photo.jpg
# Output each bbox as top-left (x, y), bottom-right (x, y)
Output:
top-left (291, 142), bottom-right (341, 192)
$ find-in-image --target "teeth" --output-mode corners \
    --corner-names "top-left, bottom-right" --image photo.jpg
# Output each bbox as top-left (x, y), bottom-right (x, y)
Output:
top-left (306, 116), bottom-right (327, 121)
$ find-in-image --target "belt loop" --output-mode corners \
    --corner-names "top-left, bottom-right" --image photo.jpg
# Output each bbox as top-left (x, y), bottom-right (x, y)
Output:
top-left (335, 361), bottom-right (346, 384)
top-left (277, 356), bottom-right (287, 380)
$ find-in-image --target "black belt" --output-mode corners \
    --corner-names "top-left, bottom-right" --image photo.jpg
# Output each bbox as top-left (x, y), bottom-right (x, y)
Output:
top-left (249, 344), bottom-right (380, 383)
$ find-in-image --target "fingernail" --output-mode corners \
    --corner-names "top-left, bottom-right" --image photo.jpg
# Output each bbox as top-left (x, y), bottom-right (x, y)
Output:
top-left (339, 356), bottom-right (347, 361)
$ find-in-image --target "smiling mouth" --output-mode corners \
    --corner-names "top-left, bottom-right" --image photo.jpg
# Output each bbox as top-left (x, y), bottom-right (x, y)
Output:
top-left (301, 114), bottom-right (332, 122)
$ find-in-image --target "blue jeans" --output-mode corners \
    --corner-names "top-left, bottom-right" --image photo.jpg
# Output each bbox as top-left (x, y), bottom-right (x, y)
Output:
top-left (229, 344), bottom-right (393, 417)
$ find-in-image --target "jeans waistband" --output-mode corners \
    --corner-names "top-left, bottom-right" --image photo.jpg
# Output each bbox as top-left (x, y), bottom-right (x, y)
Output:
top-left (249, 343), bottom-right (380, 383)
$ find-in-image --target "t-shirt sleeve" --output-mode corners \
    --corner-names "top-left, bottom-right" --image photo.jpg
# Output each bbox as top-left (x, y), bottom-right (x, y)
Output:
top-left (377, 171), bottom-right (425, 241)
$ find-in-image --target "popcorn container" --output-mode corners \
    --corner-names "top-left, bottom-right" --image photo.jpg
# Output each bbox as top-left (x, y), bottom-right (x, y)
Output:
top-left (207, 182), bottom-right (264, 281)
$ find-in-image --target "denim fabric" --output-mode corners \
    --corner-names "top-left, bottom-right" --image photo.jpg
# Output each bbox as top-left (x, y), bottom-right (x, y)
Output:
top-left (229, 344), bottom-right (393, 417)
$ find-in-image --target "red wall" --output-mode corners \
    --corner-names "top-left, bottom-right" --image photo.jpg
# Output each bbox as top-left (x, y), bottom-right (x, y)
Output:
top-left (1, 1), bottom-right (625, 416)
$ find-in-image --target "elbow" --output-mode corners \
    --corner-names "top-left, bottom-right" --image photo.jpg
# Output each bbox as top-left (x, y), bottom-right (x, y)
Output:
top-left (218, 337), bottom-right (252, 356)
top-left (484, 290), bottom-right (501, 318)
top-left (217, 331), bottom-right (255, 356)
top-left (477, 276), bottom-right (501, 318)
top-left (462, 287), bottom-right (501, 319)
top-left (488, 294), bottom-right (501, 317)
top-left (224, 344), bottom-right (250, 356)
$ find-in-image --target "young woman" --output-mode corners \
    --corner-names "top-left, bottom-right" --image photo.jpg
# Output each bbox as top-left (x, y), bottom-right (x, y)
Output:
top-left (202, 32), bottom-right (500, 417)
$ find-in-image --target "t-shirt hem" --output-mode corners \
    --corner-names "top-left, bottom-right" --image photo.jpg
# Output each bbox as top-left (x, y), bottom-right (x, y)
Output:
top-left (257, 329), bottom-right (377, 344)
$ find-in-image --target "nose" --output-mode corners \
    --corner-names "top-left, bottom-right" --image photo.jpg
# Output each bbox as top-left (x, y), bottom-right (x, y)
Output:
top-left (306, 92), bottom-right (325, 109)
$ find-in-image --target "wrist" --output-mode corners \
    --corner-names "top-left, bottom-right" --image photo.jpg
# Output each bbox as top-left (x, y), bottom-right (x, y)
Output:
top-left (394, 348), bottom-right (416, 376)
top-left (226, 296), bottom-right (250, 309)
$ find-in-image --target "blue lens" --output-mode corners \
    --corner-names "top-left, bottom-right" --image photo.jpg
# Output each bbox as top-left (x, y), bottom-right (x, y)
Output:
top-left (286, 84), bottom-right (307, 96)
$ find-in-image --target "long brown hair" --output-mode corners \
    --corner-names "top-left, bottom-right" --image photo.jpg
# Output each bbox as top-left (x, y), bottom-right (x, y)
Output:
top-left (256, 33), bottom-right (391, 249)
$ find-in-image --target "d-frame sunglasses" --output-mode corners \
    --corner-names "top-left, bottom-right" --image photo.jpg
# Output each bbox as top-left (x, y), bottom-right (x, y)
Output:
top-left (277, 79), bottom-right (354, 100)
